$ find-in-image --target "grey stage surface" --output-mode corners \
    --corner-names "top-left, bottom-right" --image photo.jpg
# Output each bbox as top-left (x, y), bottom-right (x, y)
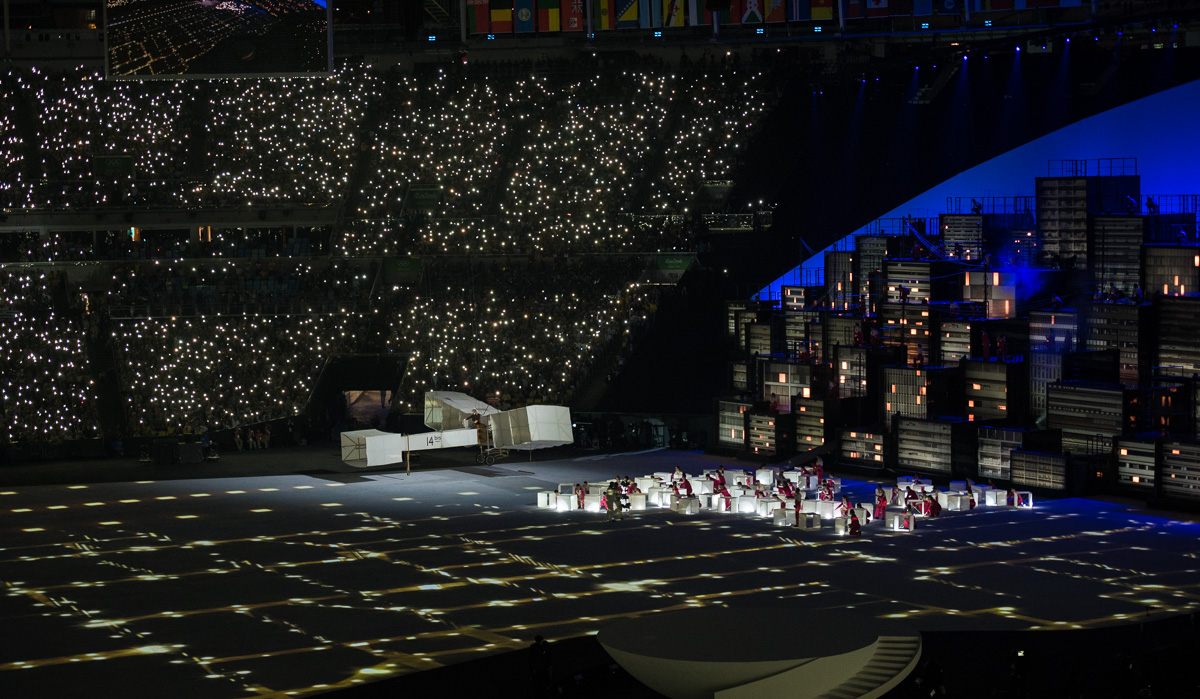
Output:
top-left (2, 446), bottom-right (1199, 698)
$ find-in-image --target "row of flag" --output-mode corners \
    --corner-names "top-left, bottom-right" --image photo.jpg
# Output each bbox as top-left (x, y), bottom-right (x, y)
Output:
top-left (469, 0), bottom-right (1080, 33)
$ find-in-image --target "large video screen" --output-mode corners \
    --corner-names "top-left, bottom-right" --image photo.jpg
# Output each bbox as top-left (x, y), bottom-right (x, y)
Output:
top-left (106, 0), bottom-right (332, 79)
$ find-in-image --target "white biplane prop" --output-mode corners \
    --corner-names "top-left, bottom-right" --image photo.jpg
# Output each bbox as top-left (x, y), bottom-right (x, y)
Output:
top-left (340, 391), bottom-right (573, 469)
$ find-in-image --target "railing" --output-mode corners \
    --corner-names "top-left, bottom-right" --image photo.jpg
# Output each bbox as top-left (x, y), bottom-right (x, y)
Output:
top-left (1047, 158), bottom-right (1137, 178)
top-left (108, 301), bottom-right (371, 319)
top-left (944, 196), bottom-right (1036, 216)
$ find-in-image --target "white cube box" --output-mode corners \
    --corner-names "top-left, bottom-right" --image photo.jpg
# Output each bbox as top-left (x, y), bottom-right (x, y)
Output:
top-left (654, 472), bottom-right (673, 482)
top-left (677, 497), bottom-right (700, 515)
top-left (556, 497), bottom-right (577, 512)
top-left (756, 468), bottom-right (775, 485)
top-left (817, 500), bottom-right (837, 519)
top-left (797, 512), bottom-right (821, 530)
top-left (854, 507), bottom-right (871, 524)
top-left (888, 512), bottom-right (916, 531)
top-left (783, 471), bottom-right (802, 484)
top-left (985, 489), bottom-right (1007, 507)
top-left (827, 478), bottom-right (842, 493)
top-left (973, 485), bottom-right (993, 501)
top-left (736, 496), bottom-right (758, 514)
top-left (755, 499), bottom-right (778, 517)
top-left (584, 494), bottom-right (603, 512)
top-left (935, 491), bottom-right (953, 508)
top-left (646, 487), bottom-right (665, 507)
top-left (538, 491), bottom-right (558, 509)
top-left (801, 499), bottom-right (820, 514)
top-left (896, 478), bottom-right (914, 489)
top-left (627, 493), bottom-right (646, 511)
top-left (558, 483), bottom-right (575, 495)
top-left (712, 495), bottom-right (732, 512)
top-left (949, 480), bottom-right (968, 492)
top-left (635, 477), bottom-right (658, 492)
top-left (944, 493), bottom-right (969, 511)
top-left (694, 479), bottom-right (714, 495)
top-left (695, 493), bottom-right (712, 509)
top-left (833, 517), bottom-right (849, 535)
top-left (1014, 491), bottom-right (1033, 508)
top-left (728, 487), bottom-right (747, 498)
top-left (772, 509), bottom-right (792, 526)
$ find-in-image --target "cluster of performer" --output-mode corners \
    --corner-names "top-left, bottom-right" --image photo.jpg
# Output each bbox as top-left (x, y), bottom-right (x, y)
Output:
top-left (565, 461), bottom-right (1030, 528)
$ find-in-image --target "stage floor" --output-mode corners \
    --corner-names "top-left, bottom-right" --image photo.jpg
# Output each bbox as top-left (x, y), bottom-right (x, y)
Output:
top-left (2, 447), bottom-right (1199, 698)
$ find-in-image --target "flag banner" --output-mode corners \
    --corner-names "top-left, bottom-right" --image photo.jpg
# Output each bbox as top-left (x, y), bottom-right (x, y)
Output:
top-left (537, 0), bottom-right (561, 30)
top-left (596, 0), bottom-right (615, 29)
top-left (788, 0), bottom-right (810, 20)
top-left (489, 9), bottom-right (513, 30)
top-left (764, 0), bottom-right (787, 20)
top-left (563, 0), bottom-right (585, 29)
top-left (469, 0), bottom-right (491, 32)
top-left (616, 0), bottom-right (640, 27)
top-left (515, 0), bottom-right (535, 31)
top-left (742, 0), bottom-right (764, 22)
top-left (648, 0), bottom-right (662, 26)
top-left (689, 0), bottom-right (701, 25)
top-left (844, 0), bottom-right (863, 19)
top-left (664, 0), bottom-right (686, 25)
top-left (866, 0), bottom-right (888, 16)
top-left (701, 0), bottom-right (740, 24)
top-left (812, 0), bottom-right (834, 19)
top-left (912, 0), bottom-right (932, 12)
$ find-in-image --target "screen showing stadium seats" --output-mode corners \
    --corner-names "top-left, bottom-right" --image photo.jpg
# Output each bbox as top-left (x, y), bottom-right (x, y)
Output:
top-left (105, 0), bottom-right (332, 78)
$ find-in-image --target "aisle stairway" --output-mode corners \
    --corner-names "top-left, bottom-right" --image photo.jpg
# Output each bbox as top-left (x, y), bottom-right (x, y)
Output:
top-left (817, 635), bottom-right (923, 699)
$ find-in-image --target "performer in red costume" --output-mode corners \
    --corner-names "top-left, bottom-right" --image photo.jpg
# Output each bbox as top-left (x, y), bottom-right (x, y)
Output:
top-left (848, 511), bottom-right (862, 537)
top-left (925, 494), bottom-right (942, 517)
top-left (819, 481), bottom-right (834, 501)
top-left (678, 476), bottom-right (693, 497)
top-left (1007, 488), bottom-right (1024, 507)
top-left (874, 485), bottom-right (887, 520)
top-left (837, 495), bottom-right (854, 517)
top-left (714, 484), bottom-right (732, 512)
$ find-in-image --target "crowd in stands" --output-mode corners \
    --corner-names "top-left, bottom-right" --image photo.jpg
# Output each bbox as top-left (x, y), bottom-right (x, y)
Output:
top-left (110, 312), bottom-right (368, 434)
top-left (386, 256), bottom-right (656, 413)
top-left (0, 271), bottom-right (99, 442)
top-left (1, 57), bottom-right (771, 256)
top-left (0, 54), bottom-right (771, 446)
top-left (106, 259), bottom-right (375, 315)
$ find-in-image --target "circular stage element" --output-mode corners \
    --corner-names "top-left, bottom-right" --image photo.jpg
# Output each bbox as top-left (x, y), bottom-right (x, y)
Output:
top-left (598, 608), bottom-right (921, 699)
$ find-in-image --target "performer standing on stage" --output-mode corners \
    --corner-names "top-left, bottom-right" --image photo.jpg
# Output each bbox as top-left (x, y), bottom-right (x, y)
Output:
top-left (874, 485), bottom-right (887, 520)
